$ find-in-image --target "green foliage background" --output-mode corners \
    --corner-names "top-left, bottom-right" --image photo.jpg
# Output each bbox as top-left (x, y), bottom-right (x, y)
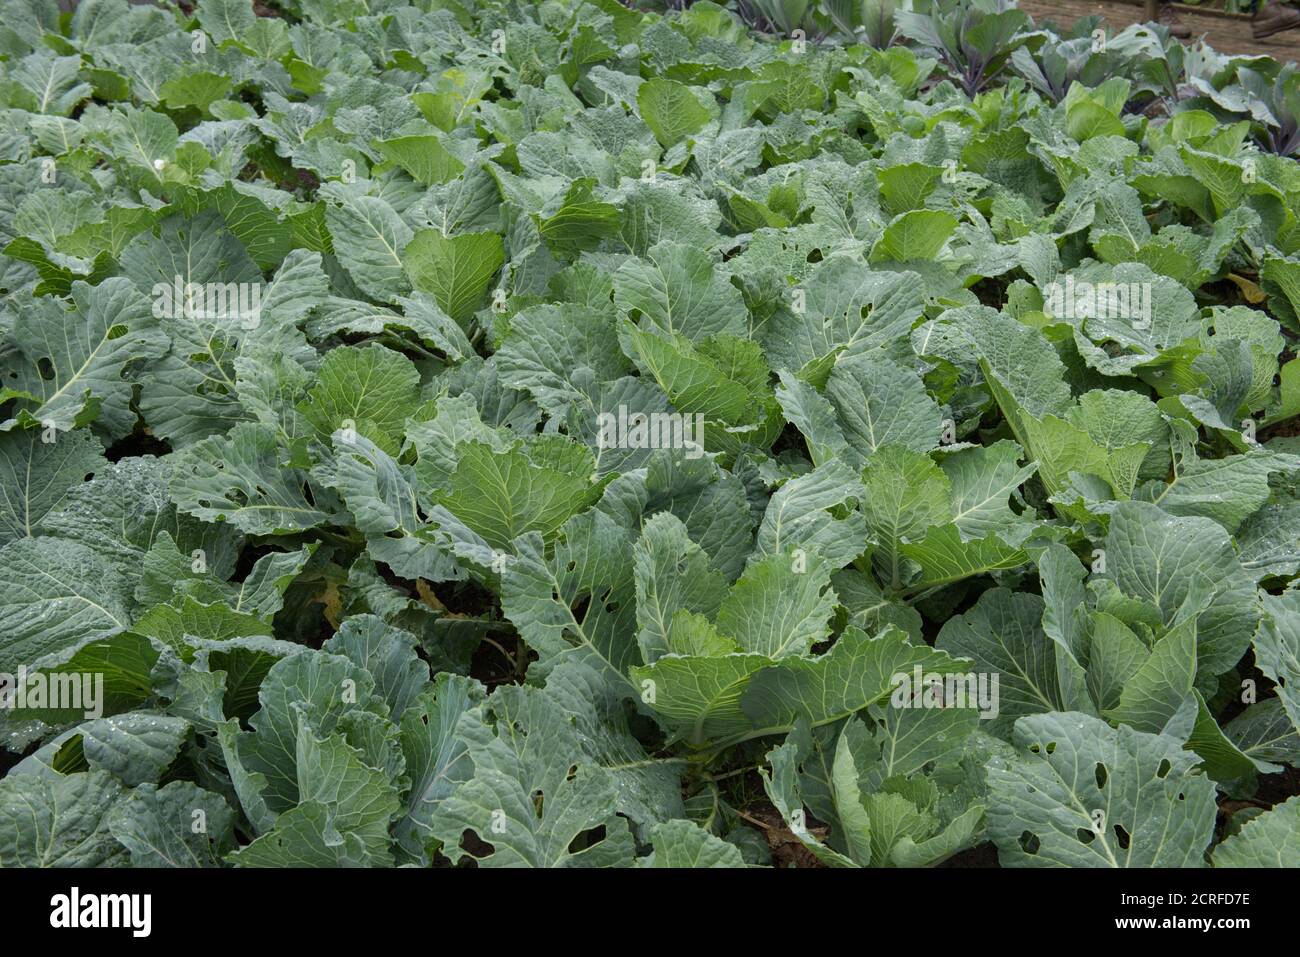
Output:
top-left (1, 0), bottom-right (1300, 867)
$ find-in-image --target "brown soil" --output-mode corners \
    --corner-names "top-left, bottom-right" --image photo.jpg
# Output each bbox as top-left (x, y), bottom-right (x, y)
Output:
top-left (1018, 0), bottom-right (1300, 61)
top-left (740, 801), bottom-right (831, 867)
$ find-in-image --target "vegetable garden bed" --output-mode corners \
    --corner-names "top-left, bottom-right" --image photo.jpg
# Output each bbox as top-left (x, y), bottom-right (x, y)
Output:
top-left (1, 0), bottom-right (1300, 870)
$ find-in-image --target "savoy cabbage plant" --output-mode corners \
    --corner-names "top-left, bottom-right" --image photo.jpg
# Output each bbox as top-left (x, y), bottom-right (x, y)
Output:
top-left (2, 0), bottom-right (1300, 869)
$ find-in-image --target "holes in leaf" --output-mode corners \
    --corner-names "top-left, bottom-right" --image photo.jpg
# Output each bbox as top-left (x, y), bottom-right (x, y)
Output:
top-left (531, 789), bottom-right (544, 819)
top-left (105, 323), bottom-right (127, 340)
top-left (1018, 831), bottom-right (1040, 855)
top-left (1112, 824), bottom-right (1131, 850)
top-left (458, 829), bottom-right (493, 860)
top-left (1076, 827), bottom-right (1096, 845)
top-left (568, 825), bottom-right (607, 854)
top-left (37, 357), bottom-right (55, 380)
top-left (806, 247), bottom-right (823, 264)
top-left (1095, 762), bottom-right (1108, 790)
top-left (1045, 740), bottom-right (1057, 754)
top-left (1156, 758), bottom-right (1172, 779)
top-left (565, 560), bottom-right (576, 572)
